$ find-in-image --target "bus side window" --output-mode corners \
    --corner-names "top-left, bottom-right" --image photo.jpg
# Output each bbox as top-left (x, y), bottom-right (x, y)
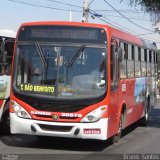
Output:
top-left (141, 48), bottom-right (146, 77)
top-left (147, 50), bottom-right (151, 76)
top-left (127, 44), bottom-right (134, 78)
top-left (135, 46), bottom-right (141, 77)
top-left (120, 42), bottom-right (127, 79)
top-left (0, 39), bottom-right (5, 75)
top-left (151, 51), bottom-right (155, 76)
top-left (111, 45), bottom-right (118, 91)
top-left (4, 40), bottom-right (14, 75)
top-left (0, 40), bottom-right (3, 75)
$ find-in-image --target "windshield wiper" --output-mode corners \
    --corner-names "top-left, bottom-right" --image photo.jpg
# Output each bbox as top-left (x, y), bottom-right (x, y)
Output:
top-left (35, 42), bottom-right (47, 67)
top-left (67, 45), bottom-right (86, 67)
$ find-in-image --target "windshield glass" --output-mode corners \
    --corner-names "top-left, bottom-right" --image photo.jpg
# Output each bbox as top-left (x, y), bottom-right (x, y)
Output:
top-left (15, 44), bottom-right (107, 99)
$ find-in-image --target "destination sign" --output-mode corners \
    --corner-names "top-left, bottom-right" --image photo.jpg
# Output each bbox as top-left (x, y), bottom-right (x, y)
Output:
top-left (18, 26), bottom-right (107, 44)
top-left (20, 83), bottom-right (54, 94)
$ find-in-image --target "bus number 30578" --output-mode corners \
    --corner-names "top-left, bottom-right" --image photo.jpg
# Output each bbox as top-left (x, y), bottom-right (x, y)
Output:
top-left (61, 113), bottom-right (82, 118)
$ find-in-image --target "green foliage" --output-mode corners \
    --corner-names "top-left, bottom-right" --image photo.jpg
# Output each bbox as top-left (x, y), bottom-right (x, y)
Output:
top-left (120, 0), bottom-right (160, 23)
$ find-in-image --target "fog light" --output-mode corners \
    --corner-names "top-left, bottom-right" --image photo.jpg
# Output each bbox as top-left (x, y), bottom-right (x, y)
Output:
top-left (31, 125), bottom-right (37, 133)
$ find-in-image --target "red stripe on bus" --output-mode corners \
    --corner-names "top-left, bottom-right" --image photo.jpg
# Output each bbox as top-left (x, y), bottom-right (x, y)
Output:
top-left (0, 100), bottom-right (4, 108)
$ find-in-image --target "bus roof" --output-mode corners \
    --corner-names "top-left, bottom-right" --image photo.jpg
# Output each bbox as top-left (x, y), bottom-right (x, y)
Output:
top-left (0, 30), bottom-right (16, 38)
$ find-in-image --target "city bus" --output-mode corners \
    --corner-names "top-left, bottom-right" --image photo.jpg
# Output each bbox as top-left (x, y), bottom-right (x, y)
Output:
top-left (0, 30), bottom-right (16, 134)
top-left (10, 21), bottom-right (157, 142)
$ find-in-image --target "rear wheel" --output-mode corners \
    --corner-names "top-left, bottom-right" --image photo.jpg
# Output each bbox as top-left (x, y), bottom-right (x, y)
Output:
top-left (0, 101), bottom-right (10, 135)
top-left (112, 113), bottom-right (123, 143)
top-left (140, 100), bottom-right (149, 127)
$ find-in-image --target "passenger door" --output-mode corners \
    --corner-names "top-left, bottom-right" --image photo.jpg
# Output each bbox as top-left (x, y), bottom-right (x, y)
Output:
top-left (108, 44), bottom-right (119, 137)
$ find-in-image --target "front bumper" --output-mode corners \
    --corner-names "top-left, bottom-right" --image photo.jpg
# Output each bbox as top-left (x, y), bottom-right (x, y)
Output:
top-left (10, 113), bottom-right (108, 140)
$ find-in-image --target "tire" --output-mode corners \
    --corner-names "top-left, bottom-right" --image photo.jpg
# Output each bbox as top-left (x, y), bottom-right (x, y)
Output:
top-left (0, 101), bottom-right (10, 135)
top-left (112, 114), bottom-right (123, 143)
top-left (140, 100), bottom-right (149, 127)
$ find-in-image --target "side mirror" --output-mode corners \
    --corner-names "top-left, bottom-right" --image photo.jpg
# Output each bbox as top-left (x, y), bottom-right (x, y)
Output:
top-left (117, 48), bottom-right (123, 62)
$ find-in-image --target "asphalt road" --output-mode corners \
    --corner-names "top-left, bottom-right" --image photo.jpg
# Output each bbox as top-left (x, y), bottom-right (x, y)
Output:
top-left (1, 100), bottom-right (160, 160)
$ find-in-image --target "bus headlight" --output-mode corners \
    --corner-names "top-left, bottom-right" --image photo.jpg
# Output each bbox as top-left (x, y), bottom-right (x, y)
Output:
top-left (11, 101), bottom-right (31, 119)
top-left (81, 105), bottom-right (108, 123)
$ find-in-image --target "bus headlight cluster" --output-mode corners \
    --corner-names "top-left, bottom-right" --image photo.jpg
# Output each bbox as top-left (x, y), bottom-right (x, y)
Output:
top-left (81, 105), bottom-right (108, 123)
top-left (11, 101), bottom-right (31, 119)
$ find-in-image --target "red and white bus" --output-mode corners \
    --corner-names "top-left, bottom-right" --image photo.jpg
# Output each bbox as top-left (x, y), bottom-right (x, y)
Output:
top-left (10, 22), bottom-right (157, 142)
top-left (0, 30), bottom-right (16, 134)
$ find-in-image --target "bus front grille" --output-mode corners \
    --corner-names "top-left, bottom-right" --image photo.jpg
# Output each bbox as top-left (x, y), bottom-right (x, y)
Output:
top-left (37, 124), bottom-right (73, 132)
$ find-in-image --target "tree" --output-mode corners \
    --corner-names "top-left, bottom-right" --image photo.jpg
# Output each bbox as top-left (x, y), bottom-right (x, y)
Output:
top-left (121, 0), bottom-right (160, 23)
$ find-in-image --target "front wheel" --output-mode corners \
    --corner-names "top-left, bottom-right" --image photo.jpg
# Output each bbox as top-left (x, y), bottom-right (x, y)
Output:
top-left (0, 101), bottom-right (10, 135)
top-left (112, 114), bottom-right (123, 143)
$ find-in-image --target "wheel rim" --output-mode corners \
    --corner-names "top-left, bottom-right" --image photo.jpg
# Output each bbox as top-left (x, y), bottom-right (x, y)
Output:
top-left (145, 108), bottom-right (148, 121)
top-left (118, 116), bottom-right (122, 133)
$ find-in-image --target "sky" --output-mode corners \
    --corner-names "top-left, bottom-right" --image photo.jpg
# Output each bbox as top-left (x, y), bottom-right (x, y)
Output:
top-left (1, 0), bottom-right (160, 48)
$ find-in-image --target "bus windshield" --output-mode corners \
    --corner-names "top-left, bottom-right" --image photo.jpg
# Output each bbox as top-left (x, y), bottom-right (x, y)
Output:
top-left (14, 43), bottom-right (107, 99)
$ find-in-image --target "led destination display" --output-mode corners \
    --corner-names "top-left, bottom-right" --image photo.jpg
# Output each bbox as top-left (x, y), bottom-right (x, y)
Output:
top-left (19, 26), bottom-right (107, 44)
